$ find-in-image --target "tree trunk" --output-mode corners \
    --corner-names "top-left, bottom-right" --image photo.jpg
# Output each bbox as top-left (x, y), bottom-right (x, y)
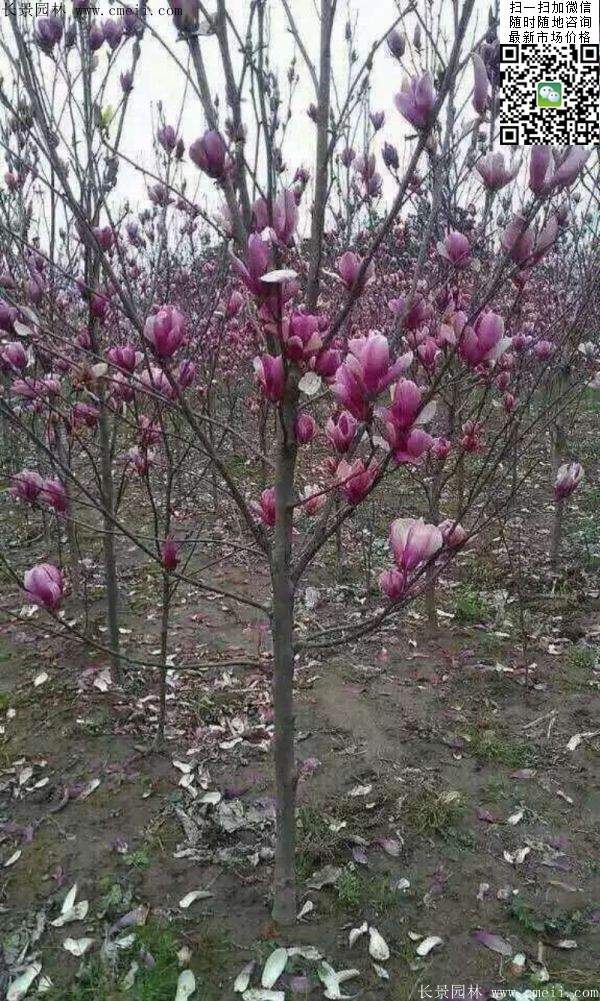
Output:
top-left (456, 453), bottom-right (465, 518)
top-left (550, 496), bottom-right (564, 571)
top-left (552, 420), bottom-right (566, 478)
top-left (425, 565), bottom-right (438, 628)
top-left (55, 423), bottom-right (82, 600)
top-left (156, 573), bottom-right (171, 746)
top-left (306, 0), bottom-right (334, 310)
top-left (551, 372), bottom-right (567, 476)
top-left (426, 476), bottom-right (441, 627)
top-left (510, 425), bottom-right (519, 508)
top-left (98, 397), bottom-right (121, 682)
top-left (270, 376), bottom-right (299, 925)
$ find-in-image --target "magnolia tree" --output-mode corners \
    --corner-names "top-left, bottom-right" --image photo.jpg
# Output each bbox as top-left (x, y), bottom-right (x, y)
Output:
top-left (0, 0), bottom-right (599, 924)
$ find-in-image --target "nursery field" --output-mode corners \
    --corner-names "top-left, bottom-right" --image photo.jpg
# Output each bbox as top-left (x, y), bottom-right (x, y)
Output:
top-left (1, 0), bottom-right (600, 997)
top-left (2, 394), bottom-right (599, 999)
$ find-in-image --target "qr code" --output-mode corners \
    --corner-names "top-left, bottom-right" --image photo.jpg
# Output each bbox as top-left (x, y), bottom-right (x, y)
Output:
top-left (500, 44), bottom-right (600, 144)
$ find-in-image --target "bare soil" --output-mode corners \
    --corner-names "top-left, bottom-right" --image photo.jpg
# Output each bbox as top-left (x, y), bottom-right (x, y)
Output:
top-left (1, 421), bottom-right (600, 998)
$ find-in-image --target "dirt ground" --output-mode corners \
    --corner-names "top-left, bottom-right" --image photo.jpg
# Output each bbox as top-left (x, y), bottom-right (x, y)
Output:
top-left (1, 418), bottom-right (600, 999)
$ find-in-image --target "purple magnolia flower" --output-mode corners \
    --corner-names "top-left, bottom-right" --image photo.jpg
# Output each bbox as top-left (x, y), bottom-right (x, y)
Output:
top-left (35, 15), bottom-right (63, 53)
top-left (355, 157), bottom-right (376, 187)
top-left (283, 312), bottom-right (323, 362)
top-left (253, 354), bottom-right (285, 402)
top-left (72, 402), bottom-right (100, 428)
top-left (379, 568), bottom-right (406, 600)
top-left (364, 172), bottom-right (383, 198)
top-left (92, 225), bottom-right (114, 252)
top-left (534, 338), bottom-right (556, 360)
top-left (336, 458), bottom-right (378, 505)
top-left (555, 462), bottom-right (584, 500)
top-left (388, 426), bottom-right (434, 465)
top-left (225, 290), bottom-right (244, 318)
top-left (123, 8), bottom-right (144, 36)
top-left (160, 536), bottom-right (181, 571)
top-left (0, 300), bottom-right (17, 332)
top-left (531, 215), bottom-right (558, 263)
top-left (102, 17), bottom-right (124, 49)
top-left (24, 563), bottom-right (64, 610)
top-left (382, 378), bottom-right (424, 430)
top-left (471, 53), bottom-right (489, 115)
top-left (251, 196), bottom-right (269, 232)
top-left (189, 130), bottom-right (227, 180)
top-left (501, 214), bottom-right (535, 264)
top-left (439, 519), bottom-right (468, 548)
top-left (476, 152), bottom-right (520, 191)
top-left (529, 145), bottom-right (553, 195)
top-left (272, 188), bottom-right (298, 245)
top-left (253, 487), bottom-right (276, 526)
top-left (173, 0), bottom-right (200, 32)
top-left (337, 251), bottom-right (374, 291)
top-left (390, 517), bottom-right (442, 571)
top-left (301, 485), bottom-right (325, 516)
top-left (313, 348), bottom-right (341, 380)
top-left (326, 411), bottom-right (357, 453)
top-left (107, 344), bottom-right (138, 373)
top-left (386, 29), bottom-right (406, 59)
top-left (89, 289), bottom-right (109, 322)
top-left (27, 278), bottom-right (44, 304)
top-left (125, 445), bottom-right (154, 475)
top-left (347, 332), bottom-right (400, 395)
top-left (39, 477), bottom-right (69, 514)
top-left (0, 341), bottom-right (27, 371)
top-left (120, 70), bottom-right (134, 94)
top-left (437, 231), bottom-right (471, 267)
top-left (431, 437), bottom-right (452, 460)
top-left (88, 21), bottom-right (104, 51)
top-left (4, 172), bottom-right (20, 193)
top-left (178, 359), bottom-right (196, 389)
top-left (11, 378), bottom-right (43, 400)
top-left (459, 311), bottom-right (507, 366)
top-left (388, 292), bottom-right (431, 330)
top-left (231, 235), bottom-right (272, 297)
top-left (148, 183), bottom-right (172, 207)
top-left (143, 305), bottom-right (186, 359)
top-left (11, 470), bottom-right (44, 504)
top-left (395, 73), bottom-right (437, 129)
top-left (417, 336), bottom-right (440, 370)
top-left (294, 412), bottom-right (317, 445)
top-left (332, 332), bottom-right (410, 420)
top-left (382, 142), bottom-right (399, 170)
top-left (157, 125), bottom-right (178, 153)
top-left (549, 147), bottom-right (590, 191)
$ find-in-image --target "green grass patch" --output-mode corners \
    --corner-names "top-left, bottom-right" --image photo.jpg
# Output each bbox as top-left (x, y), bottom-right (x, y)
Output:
top-left (43, 919), bottom-right (230, 1001)
top-left (44, 957), bottom-right (112, 1000)
top-left (124, 847), bottom-right (151, 870)
top-left (186, 919), bottom-right (231, 995)
top-left (509, 898), bottom-right (587, 939)
top-left (296, 806), bottom-right (351, 881)
top-left (453, 584), bottom-right (490, 624)
top-left (467, 727), bottom-right (532, 768)
top-left (480, 778), bottom-right (511, 803)
top-left (401, 786), bottom-right (465, 837)
top-left (335, 868), bottom-right (397, 914)
top-left (565, 643), bottom-right (599, 672)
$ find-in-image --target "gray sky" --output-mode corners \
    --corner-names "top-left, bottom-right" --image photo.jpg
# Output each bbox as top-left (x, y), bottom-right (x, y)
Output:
top-left (1, 0), bottom-right (492, 228)
top-left (117, 1), bottom-right (487, 214)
